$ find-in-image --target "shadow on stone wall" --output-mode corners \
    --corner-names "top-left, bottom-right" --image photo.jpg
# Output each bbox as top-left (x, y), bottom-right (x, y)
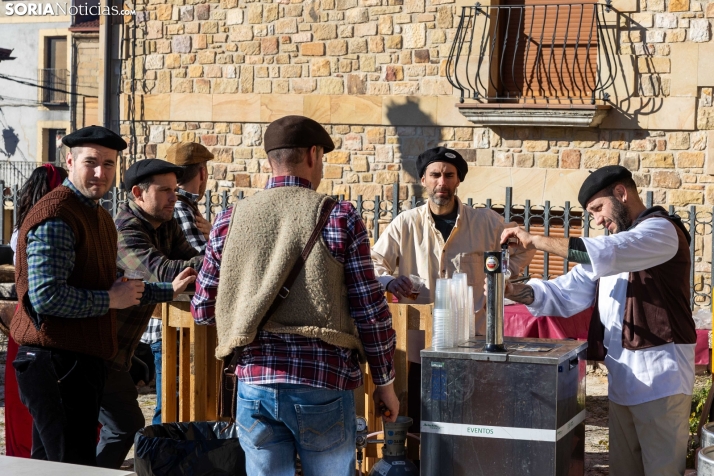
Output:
top-left (0, 126), bottom-right (19, 158)
top-left (384, 98), bottom-right (438, 200)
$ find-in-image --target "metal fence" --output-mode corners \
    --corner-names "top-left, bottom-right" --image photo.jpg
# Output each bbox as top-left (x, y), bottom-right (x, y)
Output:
top-left (0, 161), bottom-right (43, 188)
top-left (2, 183), bottom-right (711, 309)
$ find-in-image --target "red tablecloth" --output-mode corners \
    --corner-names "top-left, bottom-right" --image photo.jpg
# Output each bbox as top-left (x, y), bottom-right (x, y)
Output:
top-left (504, 304), bottom-right (710, 366)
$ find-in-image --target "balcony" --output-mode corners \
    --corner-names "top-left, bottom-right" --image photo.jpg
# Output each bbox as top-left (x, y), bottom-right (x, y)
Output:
top-left (446, 2), bottom-right (617, 127)
top-left (0, 161), bottom-right (42, 188)
top-left (37, 69), bottom-right (69, 106)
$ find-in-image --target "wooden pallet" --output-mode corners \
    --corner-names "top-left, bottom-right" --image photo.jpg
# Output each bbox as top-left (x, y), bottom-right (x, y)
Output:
top-left (160, 299), bottom-right (432, 471)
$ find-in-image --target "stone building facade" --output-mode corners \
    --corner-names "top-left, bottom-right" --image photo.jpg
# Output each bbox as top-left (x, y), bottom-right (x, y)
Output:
top-left (115, 0), bottom-right (714, 211)
top-left (108, 0), bottom-right (714, 300)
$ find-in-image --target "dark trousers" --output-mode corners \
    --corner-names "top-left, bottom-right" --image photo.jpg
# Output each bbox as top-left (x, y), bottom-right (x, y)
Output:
top-left (13, 345), bottom-right (106, 466)
top-left (96, 368), bottom-right (146, 469)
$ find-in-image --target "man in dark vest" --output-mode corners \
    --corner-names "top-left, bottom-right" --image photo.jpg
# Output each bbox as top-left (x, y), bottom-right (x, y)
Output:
top-left (191, 116), bottom-right (399, 476)
top-left (97, 158), bottom-right (200, 468)
top-left (10, 126), bottom-right (178, 466)
top-left (501, 165), bottom-right (695, 476)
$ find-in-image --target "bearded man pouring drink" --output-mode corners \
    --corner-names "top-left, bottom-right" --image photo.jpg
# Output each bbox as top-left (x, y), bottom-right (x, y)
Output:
top-left (502, 165), bottom-right (695, 476)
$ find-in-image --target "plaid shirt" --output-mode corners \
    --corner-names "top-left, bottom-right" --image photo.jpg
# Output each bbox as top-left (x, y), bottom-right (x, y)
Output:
top-left (26, 179), bottom-right (169, 321)
top-left (140, 318), bottom-right (163, 345)
top-left (191, 176), bottom-right (396, 390)
top-left (114, 200), bottom-right (204, 345)
top-left (174, 188), bottom-right (207, 254)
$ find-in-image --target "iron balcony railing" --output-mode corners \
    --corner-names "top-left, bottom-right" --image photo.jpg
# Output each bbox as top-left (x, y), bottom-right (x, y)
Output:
top-left (37, 68), bottom-right (69, 105)
top-left (0, 161), bottom-right (42, 188)
top-left (447, 2), bottom-right (617, 104)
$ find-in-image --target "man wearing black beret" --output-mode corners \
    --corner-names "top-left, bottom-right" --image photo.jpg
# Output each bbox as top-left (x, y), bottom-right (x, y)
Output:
top-left (10, 125), bottom-right (164, 466)
top-left (190, 115), bottom-right (399, 475)
top-left (372, 146), bottom-right (534, 333)
top-left (97, 158), bottom-right (202, 468)
top-left (501, 165), bottom-right (695, 476)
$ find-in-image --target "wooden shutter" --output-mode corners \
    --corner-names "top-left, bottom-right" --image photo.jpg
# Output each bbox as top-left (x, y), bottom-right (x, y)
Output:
top-left (525, 224), bottom-right (582, 279)
top-left (497, 0), bottom-right (598, 102)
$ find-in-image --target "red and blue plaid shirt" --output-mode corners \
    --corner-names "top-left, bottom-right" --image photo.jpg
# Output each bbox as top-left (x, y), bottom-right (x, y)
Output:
top-left (191, 176), bottom-right (396, 390)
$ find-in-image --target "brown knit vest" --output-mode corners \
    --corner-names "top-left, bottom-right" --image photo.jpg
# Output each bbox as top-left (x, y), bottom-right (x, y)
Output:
top-left (11, 185), bottom-right (118, 359)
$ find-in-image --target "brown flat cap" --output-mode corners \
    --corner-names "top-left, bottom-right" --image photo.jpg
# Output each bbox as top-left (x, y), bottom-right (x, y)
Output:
top-left (166, 142), bottom-right (214, 166)
top-left (264, 115), bottom-right (335, 153)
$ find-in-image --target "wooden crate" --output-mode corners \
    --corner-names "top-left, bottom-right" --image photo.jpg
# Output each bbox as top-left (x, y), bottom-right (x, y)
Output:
top-left (161, 301), bottom-right (221, 423)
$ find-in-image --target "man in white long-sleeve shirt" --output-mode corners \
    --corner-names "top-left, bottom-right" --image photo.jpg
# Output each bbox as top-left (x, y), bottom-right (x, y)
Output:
top-left (501, 165), bottom-right (695, 476)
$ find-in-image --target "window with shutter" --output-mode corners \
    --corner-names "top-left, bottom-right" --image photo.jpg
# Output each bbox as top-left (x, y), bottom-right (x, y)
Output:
top-left (447, 1), bottom-right (615, 126)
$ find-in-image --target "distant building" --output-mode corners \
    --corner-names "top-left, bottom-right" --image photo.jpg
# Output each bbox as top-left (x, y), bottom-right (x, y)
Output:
top-left (0, 0), bottom-right (102, 181)
top-left (0, 1), bottom-right (70, 176)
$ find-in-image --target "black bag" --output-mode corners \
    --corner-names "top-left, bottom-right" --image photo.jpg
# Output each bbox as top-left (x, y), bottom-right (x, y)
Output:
top-left (218, 198), bottom-right (337, 419)
top-left (134, 421), bottom-right (246, 476)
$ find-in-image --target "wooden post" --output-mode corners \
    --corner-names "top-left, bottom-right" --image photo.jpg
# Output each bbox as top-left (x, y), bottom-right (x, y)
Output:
top-left (206, 327), bottom-right (219, 421)
top-left (161, 303), bottom-right (177, 423)
top-left (178, 326), bottom-right (191, 422)
top-left (190, 319), bottom-right (208, 422)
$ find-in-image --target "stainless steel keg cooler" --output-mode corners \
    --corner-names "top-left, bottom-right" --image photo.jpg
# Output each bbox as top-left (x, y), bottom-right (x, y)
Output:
top-left (420, 246), bottom-right (588, 475)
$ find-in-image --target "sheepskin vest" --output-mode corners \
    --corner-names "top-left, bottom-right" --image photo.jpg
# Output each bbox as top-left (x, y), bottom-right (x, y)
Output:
top-left (214, 186), bottom-right (362, 359)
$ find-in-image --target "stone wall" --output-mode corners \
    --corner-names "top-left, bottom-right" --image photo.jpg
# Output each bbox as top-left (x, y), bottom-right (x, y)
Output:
top-left (125, 120), bottom-right (712, 208)
top-left (116, 0), bottom-right (714, 207)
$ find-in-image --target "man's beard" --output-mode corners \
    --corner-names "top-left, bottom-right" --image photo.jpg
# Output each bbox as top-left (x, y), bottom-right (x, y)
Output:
top-left (428, 187), bottom-right (454, 206)
top-left (609, 197), bottom-right (632, 233)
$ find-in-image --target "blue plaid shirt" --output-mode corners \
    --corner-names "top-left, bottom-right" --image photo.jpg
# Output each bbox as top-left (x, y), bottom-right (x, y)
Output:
top-left (25, 179), bottom-right (172, 319)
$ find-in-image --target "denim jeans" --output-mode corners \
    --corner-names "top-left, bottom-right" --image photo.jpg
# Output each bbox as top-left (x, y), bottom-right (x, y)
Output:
top-left (236, 382), bottom-right (356, 476)
top-left (150, 341), bottom-right (162, 425)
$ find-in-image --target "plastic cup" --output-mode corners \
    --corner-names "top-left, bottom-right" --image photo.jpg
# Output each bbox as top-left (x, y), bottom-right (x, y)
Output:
top-left (407, 275), bottom-right (426, 300)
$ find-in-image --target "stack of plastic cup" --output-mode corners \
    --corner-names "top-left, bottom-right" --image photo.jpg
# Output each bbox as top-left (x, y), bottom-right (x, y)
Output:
top-left (452, 273), bottom-right (469, 344)
top-left (433, 278), bottom-right (453, 349)
top-left (467, 286), bottom-right (474, 339)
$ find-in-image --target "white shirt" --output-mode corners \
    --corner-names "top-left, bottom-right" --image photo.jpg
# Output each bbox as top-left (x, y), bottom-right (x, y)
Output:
top-left (526, 217), bottom-right (694, 406)
top-left (10, 229), bottom-right (18, 265)
top-left (371, 197), bottom-right (534, 335)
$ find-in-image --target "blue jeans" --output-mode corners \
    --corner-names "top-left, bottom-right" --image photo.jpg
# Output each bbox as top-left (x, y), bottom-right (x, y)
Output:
top-left (150, 341), bottom-right (162, 425)
top-left (236, 382), bottom-right (356, 476)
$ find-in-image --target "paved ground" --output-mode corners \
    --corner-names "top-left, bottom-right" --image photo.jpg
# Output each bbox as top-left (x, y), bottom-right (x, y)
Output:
top-left (584, 366), bottom-right (610, 476)
top-left (0, 333), bottom-right (700, 474)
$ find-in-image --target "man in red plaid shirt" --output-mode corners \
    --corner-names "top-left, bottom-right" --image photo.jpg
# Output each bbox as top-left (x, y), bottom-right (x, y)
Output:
top-left (191, 116), bottom-right (398, 476)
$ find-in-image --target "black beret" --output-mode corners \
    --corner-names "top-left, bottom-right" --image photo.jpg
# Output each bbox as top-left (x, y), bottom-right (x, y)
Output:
top-left (123, 159), bottom-right (184, 191)
top-left (578, 165), bottom-right (633, 209)
top-left (264, 115), bottom-right (335, 153)
top-left (62, 125), bottom-right (127, 151)
top-left (416, 147), bottom-right (468, 182)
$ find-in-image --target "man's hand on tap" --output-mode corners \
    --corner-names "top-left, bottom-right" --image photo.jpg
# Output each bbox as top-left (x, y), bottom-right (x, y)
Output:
top-left (501, 227), bottom-right (536, 251)
top-left (501, 227), bottom-right (570, 260)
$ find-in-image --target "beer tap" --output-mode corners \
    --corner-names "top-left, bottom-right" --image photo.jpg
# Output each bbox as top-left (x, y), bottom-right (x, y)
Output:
top-left (484, 242), bottom-right (509, 353)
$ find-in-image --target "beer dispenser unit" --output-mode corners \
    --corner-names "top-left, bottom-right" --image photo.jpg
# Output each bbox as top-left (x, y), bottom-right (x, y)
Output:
top-left (419, 246), bottom-right (588, 476)
top-left (484, 243), bottom-right (509, 353)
